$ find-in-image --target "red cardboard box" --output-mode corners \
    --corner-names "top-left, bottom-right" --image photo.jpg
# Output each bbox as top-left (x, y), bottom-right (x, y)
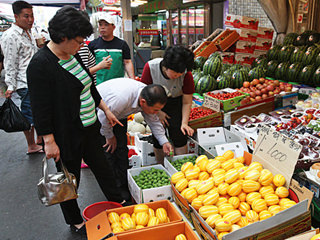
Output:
top-left (235, 40), bottom-right (256, 54)
top-left (234, 52), bottom-right (254, 66)
top-left (230, 28), bottom-right (257, 42)
top-left (257, 26), bottom-right (274, 40)
top-left (255, 38), bottom-right (272, 51)
top-left (218, 51), bottom-right (235, 64)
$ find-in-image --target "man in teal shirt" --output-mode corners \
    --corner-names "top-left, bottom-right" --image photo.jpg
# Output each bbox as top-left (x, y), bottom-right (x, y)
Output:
top-left (89, 13), bottom-right (135, 84)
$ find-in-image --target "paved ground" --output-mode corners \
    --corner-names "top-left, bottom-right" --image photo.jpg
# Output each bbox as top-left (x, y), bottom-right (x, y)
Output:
top-left (0, 96), bottom-right (107, 240)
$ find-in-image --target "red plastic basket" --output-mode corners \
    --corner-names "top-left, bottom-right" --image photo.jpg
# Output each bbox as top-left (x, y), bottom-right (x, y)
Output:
top-left (82, 201), bottom-right (122, 221)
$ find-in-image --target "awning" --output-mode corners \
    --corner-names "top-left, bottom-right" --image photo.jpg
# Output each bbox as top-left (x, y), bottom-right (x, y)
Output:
top-left (0, 0), bottom-right (80, 7)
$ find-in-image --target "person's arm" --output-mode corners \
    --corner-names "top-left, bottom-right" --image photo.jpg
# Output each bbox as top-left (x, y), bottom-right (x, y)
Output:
top-left (97, 99), bottom-right (122, 127)
top-left (90, 55), bottom-right (112, 74)
top-left (124, 59), bottom-right (135, 79)
top-left (1, 35), bottom-right (19, 97)
top-left (43, 134), bottom-right (60, 162)
top-left (181, 94), bottom-right (194, 136)
top-left (140, 62), bottom-right (153, 85)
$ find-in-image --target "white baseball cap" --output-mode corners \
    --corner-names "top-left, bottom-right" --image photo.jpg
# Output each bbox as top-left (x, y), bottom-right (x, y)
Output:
top-left (97, 13), bottom-right (115, 25)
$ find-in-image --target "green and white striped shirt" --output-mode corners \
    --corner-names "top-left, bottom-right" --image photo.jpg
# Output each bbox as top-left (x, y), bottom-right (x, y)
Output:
top-left (59, 56), bottom-right (97, 127)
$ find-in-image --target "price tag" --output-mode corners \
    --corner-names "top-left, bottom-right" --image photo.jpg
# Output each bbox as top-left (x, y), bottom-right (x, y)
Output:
top-left (203, 95), bottom-right (220, 112)
top-left (253, 125), bottom-right (302, 188)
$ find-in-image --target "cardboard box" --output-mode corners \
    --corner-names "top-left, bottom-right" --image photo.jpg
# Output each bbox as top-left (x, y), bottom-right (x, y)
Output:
top-left (188, 107), bottom-right (222, 130)
top-left (218, 51), bottom-right (235, 64)
top-left (86, 200), bottom-right (183, 240)
top-left (214, 29), bottom-right (240, 51)
top-left (164, 153), bottom-right (197, 176)
top-left (257, 26), bottom-right (274, 40)
top-left (234, 52), bottom-right (254, 66)
top-left (203, 88), bottom-right (248, 112)
top-left (230, 124), bottom-right (258, 151)
top-left (128, 145), bottom-right (142, 168)
top-left (253, 50), bottom-right (268, 59)
top-left (196, 127), bottom-right (248, 157)
top-left (274, 92), bottom-right (299, 109)
top-left (115, 221), bottom-right (199, 240)
top-left (171, 182), bottom-right (193, 224)
top-left (134, 133), bottom-right (157, 166)
top-left (235, 40), bottom-right (256, 54)
top-left (127, 165), bottom-right (172, 203)
top-left (230, 27), bottom-right (257, 42)
top-left (255, 38), bottom-right (272, 51)
top-left (224, 14), bottom-right (259, 30)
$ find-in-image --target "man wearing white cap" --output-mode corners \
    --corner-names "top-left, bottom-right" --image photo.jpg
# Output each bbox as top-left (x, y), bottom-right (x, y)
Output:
top-left (89, 13), bottom-right (135, 84)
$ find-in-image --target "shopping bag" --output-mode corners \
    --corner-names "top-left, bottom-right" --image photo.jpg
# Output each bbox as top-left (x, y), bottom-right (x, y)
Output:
top-left (0, 98), bottom-right (31, 132)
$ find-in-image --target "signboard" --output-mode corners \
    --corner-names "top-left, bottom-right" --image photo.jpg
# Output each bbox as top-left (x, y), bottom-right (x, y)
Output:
top-left (253, 125), bottom-right (302, 188)
top-left (138, 0), bottom-right (179, 14)
top-left (138, 29), bottom-right (159, 35)
top-left (102, 0), bottom-right (118, 4)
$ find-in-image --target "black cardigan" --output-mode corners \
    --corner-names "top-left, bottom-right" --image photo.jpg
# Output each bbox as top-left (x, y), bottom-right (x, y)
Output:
top-left (27, 45), bottom-right (102, 162)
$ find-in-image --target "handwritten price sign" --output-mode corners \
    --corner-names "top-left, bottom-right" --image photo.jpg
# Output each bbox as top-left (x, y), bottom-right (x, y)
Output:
top-left (203, 95), bottom-right (220, 112)
top-left (253, 125), bottom-right (302, 188)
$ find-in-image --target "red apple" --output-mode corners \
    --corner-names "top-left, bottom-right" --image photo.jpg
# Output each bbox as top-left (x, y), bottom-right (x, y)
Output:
top-left (255, 90), bottom-right (262, 96)
top-left (268, 91), bottom-right (274, 96)
top-left (266, 85), bottom-right (274, 91)
top-left (262, 94), bottom-right (268, 99)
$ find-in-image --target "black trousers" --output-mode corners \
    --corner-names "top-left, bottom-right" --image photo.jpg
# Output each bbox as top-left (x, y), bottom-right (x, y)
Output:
top-left (56, 121), bottom-right (122, 225)
top-left (103, 119), bottom-right (131, 201)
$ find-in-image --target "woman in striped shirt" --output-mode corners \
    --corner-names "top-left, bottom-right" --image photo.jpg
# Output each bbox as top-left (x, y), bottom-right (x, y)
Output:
top-left (27, 7), bottom-right (124, 236)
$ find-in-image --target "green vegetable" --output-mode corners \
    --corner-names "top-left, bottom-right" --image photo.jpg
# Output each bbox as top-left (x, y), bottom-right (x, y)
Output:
top-left (133, 168), bottom-right (170, 189)
top-left (170, 156), bottom-right (197, 171)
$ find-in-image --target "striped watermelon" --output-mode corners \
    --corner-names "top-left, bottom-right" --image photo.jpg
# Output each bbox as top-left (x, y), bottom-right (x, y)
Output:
top-left (287, 63), bottom-right (304, 82)
top-left (221, 63), bottom-right (232, 73)
top-left (193, 71), bottom-right (204, 87)
top-left (290, 47), bottom-right (305, 64)
top-left (275, 62), bottom-right (290, 81)
top-left (217, 74), bottom-right (232, 89)
top-left (232, 70), bottom-right (248, 88)
top-left (194, 56), bottom-right (206, 70)
top-left (242, 66), bottom-right (250, 74)
top-left (252, 55), bottom-right (266, 68)
top-left (266, 60), bottom-right (279, 78)
top-left (302, 47), bottom-right (320, 66)
top-left (195, 75), bottom-right (217, 94)
top-left (283, 33), bottom-right (299, 46)
top-left (313, 67), bottom-right (320, 86)
top-left (279, 46), bottom-right (295, 62)
top-left (315, 53), bottom-right (320, 67)
top-left (299, 65), bottom-right (316, 84)
top-left (208, 52), bottom-right (221, 60)
top-left (266, 45), bottom-right (282, 61)
top-left (230, 64), bottom-right (243, 72)
top-left (203, 57), bottom-right (222, 78)
top-left (248, 66), bottom-right (266, 81)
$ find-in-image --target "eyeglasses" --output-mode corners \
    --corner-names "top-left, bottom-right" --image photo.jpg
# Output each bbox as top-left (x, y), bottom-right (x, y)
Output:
top-left (73, 38), bottom-right (85, 46)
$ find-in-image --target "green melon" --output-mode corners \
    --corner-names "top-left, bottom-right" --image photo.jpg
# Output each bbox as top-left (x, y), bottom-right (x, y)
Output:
top-left (194, 56), bottom-right (206, 70)
top-left (266, 45), bottom-right (282, 61)
top-left (203, 57), bottom-right (222, 78)
top-left (275, 62), bottom-right (290, 81)
top-left (299, 65), bottom-right (316, 84)
top-left (302, 47), bottom-right (320, 66)
top-left (221, 63), bottom-right (232, 73)
top-left (290, 47), bottom-right (305, 64)
top-left (294, 30), bottom-right (316, 46)
top-left (217, 74), bottom-right (232, 89)
top-left (266, 60), bottom-right (279, 78)
top-left (315, 52), bottom-right (320, 67)
top-left (248, 66), bottom-right (266, 81)
top-left (279, 46), bottom-right (295, 62)
top-left (283, 33), bottom-right (299, 46)
top-left (232, 69), bottom-right (248, 89)
top-left (287, 63), bottom-right (304, 82)
top-left (208, 52), bottom-right (221, 60)
top-left (313, 67), bottom-right (320, 86)
top-left (195, 75), bottom-right (217, 94)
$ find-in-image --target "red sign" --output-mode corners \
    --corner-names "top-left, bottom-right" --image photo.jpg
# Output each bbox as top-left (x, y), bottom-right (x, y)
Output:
top-left (138, 29), bottom-right (159, 35)
top-left (102, 0), bottom-right (118, 5)
top-left (172, 28), bottom-right (204, 35)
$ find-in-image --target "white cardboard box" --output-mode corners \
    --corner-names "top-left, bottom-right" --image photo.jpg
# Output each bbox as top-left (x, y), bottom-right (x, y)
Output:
top-left (164, 154), bottom-right (198, 176)
top-left (134, 133), bottom-right (157, 166)
top-left (128, 145), bottom-right (142, 168)
top-left (196, 127), bottom-right (248, 157)
top-left (230, 124), bottom-right (258, 151)
top-left (127, 164), bottom-right (172, 204)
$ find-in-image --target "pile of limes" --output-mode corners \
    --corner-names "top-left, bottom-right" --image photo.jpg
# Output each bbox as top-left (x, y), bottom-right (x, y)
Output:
top-left (133, 168), bottom-right (170, 189)
top-left (170, 156), bottom-right (197, 171)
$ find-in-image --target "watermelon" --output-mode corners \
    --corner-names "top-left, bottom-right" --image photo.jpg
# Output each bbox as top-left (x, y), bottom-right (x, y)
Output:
top-left (266, 60), bottom-right (279, 78)
top-left (287, 63), bottom-right (304, 82)
top-left (194, 56), bottom-right (206, 70)
top-left (217, 74), bottom-right (232, 89)
top-left (290, 47), bottom-right (305, 64)
top-left (256, 58), bottom-right (268, 70)
top-left (275, 62), bottom-right (290, 81)
top-left (208, 52), bottom-right (221, 60)
top-left (307, 33), bottom-right (320, 46)
top-left (203, 57), bottom-right (222, 78)
top-left (248, 66), bottom-right (266, 81)
top-left (266, 45), bottom-right (282, 60)
top-left (193, 71), bottom-right (204, 87)
top-left (283, 33), bottom-right (299, 46)
top-left (241, 66), bottom-right (250, 74)
top-left (232, 69), bottom-right (248, 88)
top-left (302, 47), bottom-right (320, 66)
top-left (195, 75), bottom-right (217, 94)
top-left (313, 67), bottom-right (320, 86)
top-left (252, 55), bottom-right (266, 68)
top-left (299, 65), bottom-right (316, 84)
top-left (229, 64), bottom-right (243, 71)
top-left (315, 52), bottom-right (320, 67)
top-left (278, 46), bottom-right (295, 62)
top-left (221, 63), bottom-right (232, 73)
top-left (294, 30), bottom-right (315, 46)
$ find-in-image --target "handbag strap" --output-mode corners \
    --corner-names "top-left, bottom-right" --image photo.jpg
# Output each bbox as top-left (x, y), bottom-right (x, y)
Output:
top-left (42, 157), bottom-right (73, 183)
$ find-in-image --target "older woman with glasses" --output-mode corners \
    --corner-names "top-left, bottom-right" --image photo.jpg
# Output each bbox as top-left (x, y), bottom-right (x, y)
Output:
top-left (27, 6), bottom-right (124, 236)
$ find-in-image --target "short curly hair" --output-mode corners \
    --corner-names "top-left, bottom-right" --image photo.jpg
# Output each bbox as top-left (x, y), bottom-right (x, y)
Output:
top-left (48, 6), bottom-right (93, 44)
top-left (162, 45), bottom-right (194, 73)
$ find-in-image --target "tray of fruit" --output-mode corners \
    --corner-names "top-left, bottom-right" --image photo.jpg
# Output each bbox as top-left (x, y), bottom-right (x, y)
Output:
top-left (164, 154), bottom-right (197, 176)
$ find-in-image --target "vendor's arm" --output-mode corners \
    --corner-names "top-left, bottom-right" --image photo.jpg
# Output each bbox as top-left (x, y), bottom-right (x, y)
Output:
top-left (43, 134), bottom-right (60, 162)
top-left (124, 59), bottom-right (135, 79)
top-left (181, 71), bottom-right (195, 136)
top-left (1, 35), bottom-right (19, 97)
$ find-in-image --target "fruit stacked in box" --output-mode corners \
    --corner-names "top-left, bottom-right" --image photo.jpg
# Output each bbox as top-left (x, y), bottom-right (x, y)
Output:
top-left (171, 150), bottom-right (296, 238)
top-left (132, 168), bottom-right (170, 189)
top-left (188, 107), bottom-right (215, 121)
top-left (168, 155), bottom-right (197, 172)
top-left (106, 200), bottom-right (182, 234)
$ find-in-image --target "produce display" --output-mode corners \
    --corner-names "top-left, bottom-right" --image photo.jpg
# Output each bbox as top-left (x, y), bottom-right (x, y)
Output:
top-left (189, 107), bottom-right (215, 121)
top-left (132, 168), bottom-right (171, 189)
top-left (109, 204), bottom-right (170, 233)
top-left (171, 151), bottom-right (296, 238)
top-left (127, 112), bottom-right (152, 134)
top-left (169, 156), bottom-right (197, 171)
top-left (206, 91), bottom-right (244, 100)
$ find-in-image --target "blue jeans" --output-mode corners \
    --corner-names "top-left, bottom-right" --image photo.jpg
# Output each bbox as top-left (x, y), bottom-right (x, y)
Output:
top-left (16, 88), bottom-right (33, 125)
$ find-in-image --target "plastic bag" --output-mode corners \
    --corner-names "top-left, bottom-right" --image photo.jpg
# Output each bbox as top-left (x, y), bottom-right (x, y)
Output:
top-left (0, 98), bottom-right (31, 132)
